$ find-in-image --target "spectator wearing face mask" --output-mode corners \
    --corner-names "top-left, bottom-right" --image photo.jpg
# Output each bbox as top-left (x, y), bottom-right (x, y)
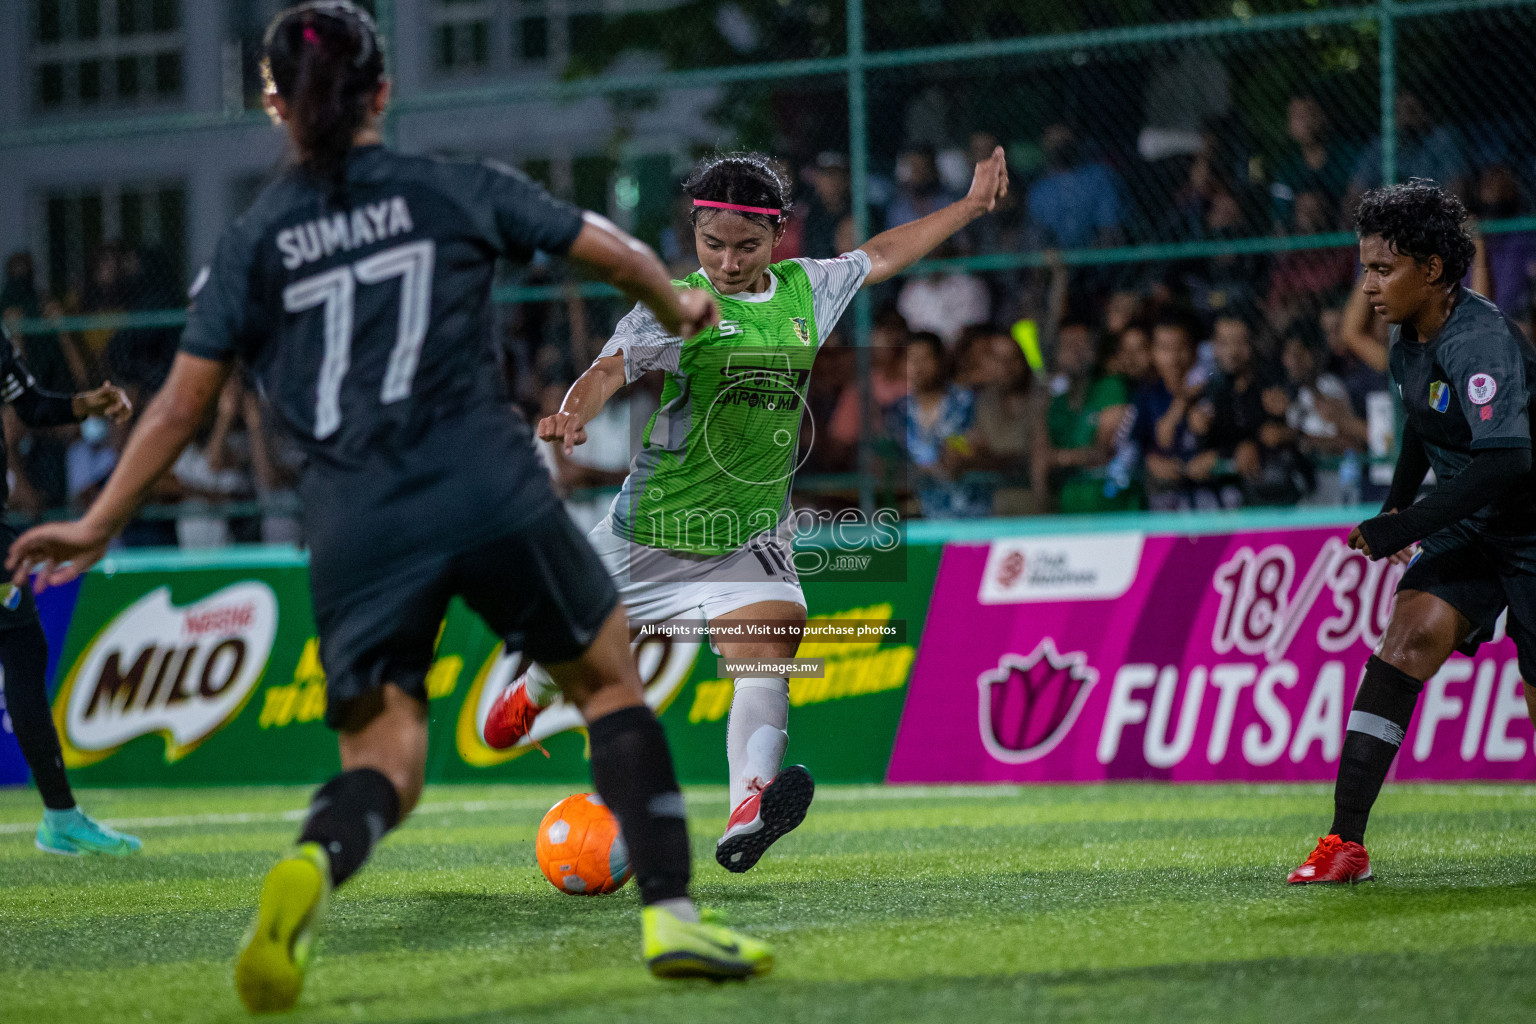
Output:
top-left (65, 414), bottom-right (118, 508)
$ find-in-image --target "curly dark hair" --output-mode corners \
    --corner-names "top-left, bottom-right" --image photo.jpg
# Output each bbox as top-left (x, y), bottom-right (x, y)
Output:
top-left (684, 152), bottom-right (793, 231)
top-left (1354, 177), bottom-right (1476, 286)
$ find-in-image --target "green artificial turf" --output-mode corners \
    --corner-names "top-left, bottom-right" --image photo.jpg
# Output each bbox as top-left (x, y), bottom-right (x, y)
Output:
top-left (2, 782), bottom-right (1535, 1023)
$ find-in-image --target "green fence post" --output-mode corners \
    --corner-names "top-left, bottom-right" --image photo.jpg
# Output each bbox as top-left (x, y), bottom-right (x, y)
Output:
top-left (847, 0), bottom-right (875, 517)
top-left (376, 0), bottom-right (398, 148)
top-left (1379, 0), bottom-right (1396, 186)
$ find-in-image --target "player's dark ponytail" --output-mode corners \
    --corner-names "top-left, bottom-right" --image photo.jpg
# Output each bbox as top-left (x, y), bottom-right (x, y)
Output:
top-left (684, 153), bottom-right (794, 231)
top-left (263, 1), bottom-right (385, 204)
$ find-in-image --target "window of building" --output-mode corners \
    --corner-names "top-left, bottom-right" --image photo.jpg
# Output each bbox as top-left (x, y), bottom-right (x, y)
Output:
top-left (41, 183), bottom-right (187, 309)
top-left (433, 0), bottom-right (494, 73)
top-left (31, 0), bottom-right (185, 112)
top-left (428, 1), bottom-right (677, 77)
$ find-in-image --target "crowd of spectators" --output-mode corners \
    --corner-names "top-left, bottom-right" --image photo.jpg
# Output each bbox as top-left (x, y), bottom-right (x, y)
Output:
top-left (1, 245), bottom-right (302, 546)
top-left (527, 86), bottom-right (1534, 522)
top-left (8, 82), bottom-right (1536, 538)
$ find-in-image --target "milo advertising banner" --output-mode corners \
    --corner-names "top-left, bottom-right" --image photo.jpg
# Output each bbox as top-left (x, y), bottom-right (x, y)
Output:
top-left (445, 542), bottom-right (939, 784)
top-left (889, 523), bottom-right (1536, 783)
top-left (1, 542), bottom-right (936, 788)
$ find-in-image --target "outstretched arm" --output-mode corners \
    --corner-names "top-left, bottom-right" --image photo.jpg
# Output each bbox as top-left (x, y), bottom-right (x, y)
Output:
top-left (859, 147), bottom-right (1009, 286)
top-left (568, 212), bottom-right (716, 340)
top-left (8, 352), bottom-right (230, 589)
top-left (540, 354), bottom-right (627, 455)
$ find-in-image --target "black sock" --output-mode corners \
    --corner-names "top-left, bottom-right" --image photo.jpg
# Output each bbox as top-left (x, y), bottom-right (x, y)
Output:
top-left (0, 622), bottom-right (74, 811)
top-left (1331, 655), bottom-right (1422, 845)
top-left (587, 705), bottom-right (691, 904)
top-left (298, 768), bottom-right (401, 887)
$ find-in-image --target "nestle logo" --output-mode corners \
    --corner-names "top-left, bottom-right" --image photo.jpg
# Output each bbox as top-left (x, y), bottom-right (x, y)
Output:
top-left (977, 639), bottom-right (1098, 764)
top-left (183, 603), bottom-right (255, 637)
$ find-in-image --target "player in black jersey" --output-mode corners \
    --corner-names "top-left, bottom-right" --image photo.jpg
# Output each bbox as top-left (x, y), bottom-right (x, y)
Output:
top-left (1287, 179), bottom-right (1536, 885)
top-left (8, 2), bottom-right (770, 1011)
top-left (0, 328), bottom-right (135, 856)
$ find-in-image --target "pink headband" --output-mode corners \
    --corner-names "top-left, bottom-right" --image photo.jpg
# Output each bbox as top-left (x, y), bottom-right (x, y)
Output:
top-left (693, 199), bottom-right (781, 217)
top-left (303, 24), bottom-right (321, 45)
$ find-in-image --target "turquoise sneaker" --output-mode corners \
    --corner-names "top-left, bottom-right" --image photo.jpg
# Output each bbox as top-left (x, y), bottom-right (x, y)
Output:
top-left (35, 807), bottom-right (142, 857)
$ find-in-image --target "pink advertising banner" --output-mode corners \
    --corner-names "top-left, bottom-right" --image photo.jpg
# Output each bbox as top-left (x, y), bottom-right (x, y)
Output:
top-left (888, 525), bottom-right (1536, 783)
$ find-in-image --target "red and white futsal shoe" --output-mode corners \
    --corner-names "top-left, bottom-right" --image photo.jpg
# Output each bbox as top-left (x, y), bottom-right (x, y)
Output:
top-left (483, 677), bottom-right (542, 751)
top-left (1287, 834), bottom-right (1373, 885)
top-left (715, 765), bottom-right (816, 874)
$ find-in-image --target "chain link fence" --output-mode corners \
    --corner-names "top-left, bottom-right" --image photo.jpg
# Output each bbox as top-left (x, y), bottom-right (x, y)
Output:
top-left (4, 0), bottom-right (1536, 539)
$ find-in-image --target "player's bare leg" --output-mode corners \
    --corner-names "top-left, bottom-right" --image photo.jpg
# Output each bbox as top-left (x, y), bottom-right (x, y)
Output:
top-left (238, 685), bottom-right (425, 1012)
top-left (712, 600), bottom-right (815, 873)
top-left (545, 604), bottom-right (771, 978)
top-left (1290, 591), bottom-right (1469, 884)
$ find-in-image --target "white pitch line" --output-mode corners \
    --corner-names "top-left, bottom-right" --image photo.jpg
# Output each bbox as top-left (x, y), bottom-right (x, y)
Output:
top-left (6, 781), bottom-right (1526, 835)
top-left (0, 785), bottom-right (1036, 835)
top-left (0, 797), bottom-right (549, 835)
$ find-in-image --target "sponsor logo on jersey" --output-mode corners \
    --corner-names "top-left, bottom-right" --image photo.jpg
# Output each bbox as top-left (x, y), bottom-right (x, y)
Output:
top-left (979, 533), bottom-right (1143, 603)
top-left (1429, 380), bottom-right (1449, 413)
top-left (717, 319), bottom-right (743, 337)
top-left (790, 317), bottom-right (811, 346)
top-left (276, 196), bottom-right (414, 270)
top-left (977, 638), bottom-right (1099, 764)
top-left (1468, 372), bottom-right (1497, 405)
top-left (53, 583), bottom-right (278, 766)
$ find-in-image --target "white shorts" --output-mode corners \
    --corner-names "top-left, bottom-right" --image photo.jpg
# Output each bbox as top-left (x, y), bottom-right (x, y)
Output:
top-left (587, 516), bottom-right (806, 627)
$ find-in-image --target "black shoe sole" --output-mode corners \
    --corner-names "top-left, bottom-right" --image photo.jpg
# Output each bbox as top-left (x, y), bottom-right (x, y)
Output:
top-left (715, 765), bottom-right (815, 874)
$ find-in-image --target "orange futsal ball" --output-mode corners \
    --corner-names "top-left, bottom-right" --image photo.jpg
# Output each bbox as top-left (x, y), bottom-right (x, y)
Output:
top-left (535, 794), bottom-right (632, 895)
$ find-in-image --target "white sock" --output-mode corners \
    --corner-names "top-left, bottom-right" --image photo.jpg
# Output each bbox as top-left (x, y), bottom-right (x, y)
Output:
top-left (726, 677), bottom-right (789, 810)
top-left (520, 661), bottom-right (559, 706)
top-left (652, 897), bottom-right (699, 923)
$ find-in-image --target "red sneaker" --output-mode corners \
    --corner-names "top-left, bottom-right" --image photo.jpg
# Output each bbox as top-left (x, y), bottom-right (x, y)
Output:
top-left (483, 678), bottom-right (543, 751)
top-left (715, 765), bottom-right (815, 874)
top-left (1287, 834), bottom-right (1373, 884)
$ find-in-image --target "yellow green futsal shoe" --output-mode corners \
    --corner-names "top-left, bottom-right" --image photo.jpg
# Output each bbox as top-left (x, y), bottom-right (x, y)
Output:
top-left (643, 905), bottom-right (773, 979)
top-left (236, 842), bottom-right (331, 1014)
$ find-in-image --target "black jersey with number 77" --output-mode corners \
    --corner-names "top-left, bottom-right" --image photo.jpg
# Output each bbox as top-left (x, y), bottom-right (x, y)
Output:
top-left (181, 146), bottom-right (583, 592)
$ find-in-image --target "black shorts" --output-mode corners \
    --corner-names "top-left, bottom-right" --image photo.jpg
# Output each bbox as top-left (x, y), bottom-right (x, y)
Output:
top-left (1399, 521), bottom-right (1536, 655)
top-left (312, 508), bottom-right (618, 729)
top-left (0, 524), bottom-right (41, 632)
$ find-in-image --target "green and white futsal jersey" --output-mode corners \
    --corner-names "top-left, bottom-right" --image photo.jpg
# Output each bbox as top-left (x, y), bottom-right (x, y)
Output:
top-left (600, 250), bottom-right (872, 555)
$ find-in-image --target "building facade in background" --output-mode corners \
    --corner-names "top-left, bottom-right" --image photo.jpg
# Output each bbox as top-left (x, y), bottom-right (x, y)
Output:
top-left (0, 0), bottom-right (712, 306)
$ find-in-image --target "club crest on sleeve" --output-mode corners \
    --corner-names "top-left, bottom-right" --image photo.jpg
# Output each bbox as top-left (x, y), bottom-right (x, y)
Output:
top-left (1468, 373), bottom-right (1497, 405)
top-left (1429, 380), bottom-right (1449, 413)
top-left (790, 317), bottom-right (811, 346)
